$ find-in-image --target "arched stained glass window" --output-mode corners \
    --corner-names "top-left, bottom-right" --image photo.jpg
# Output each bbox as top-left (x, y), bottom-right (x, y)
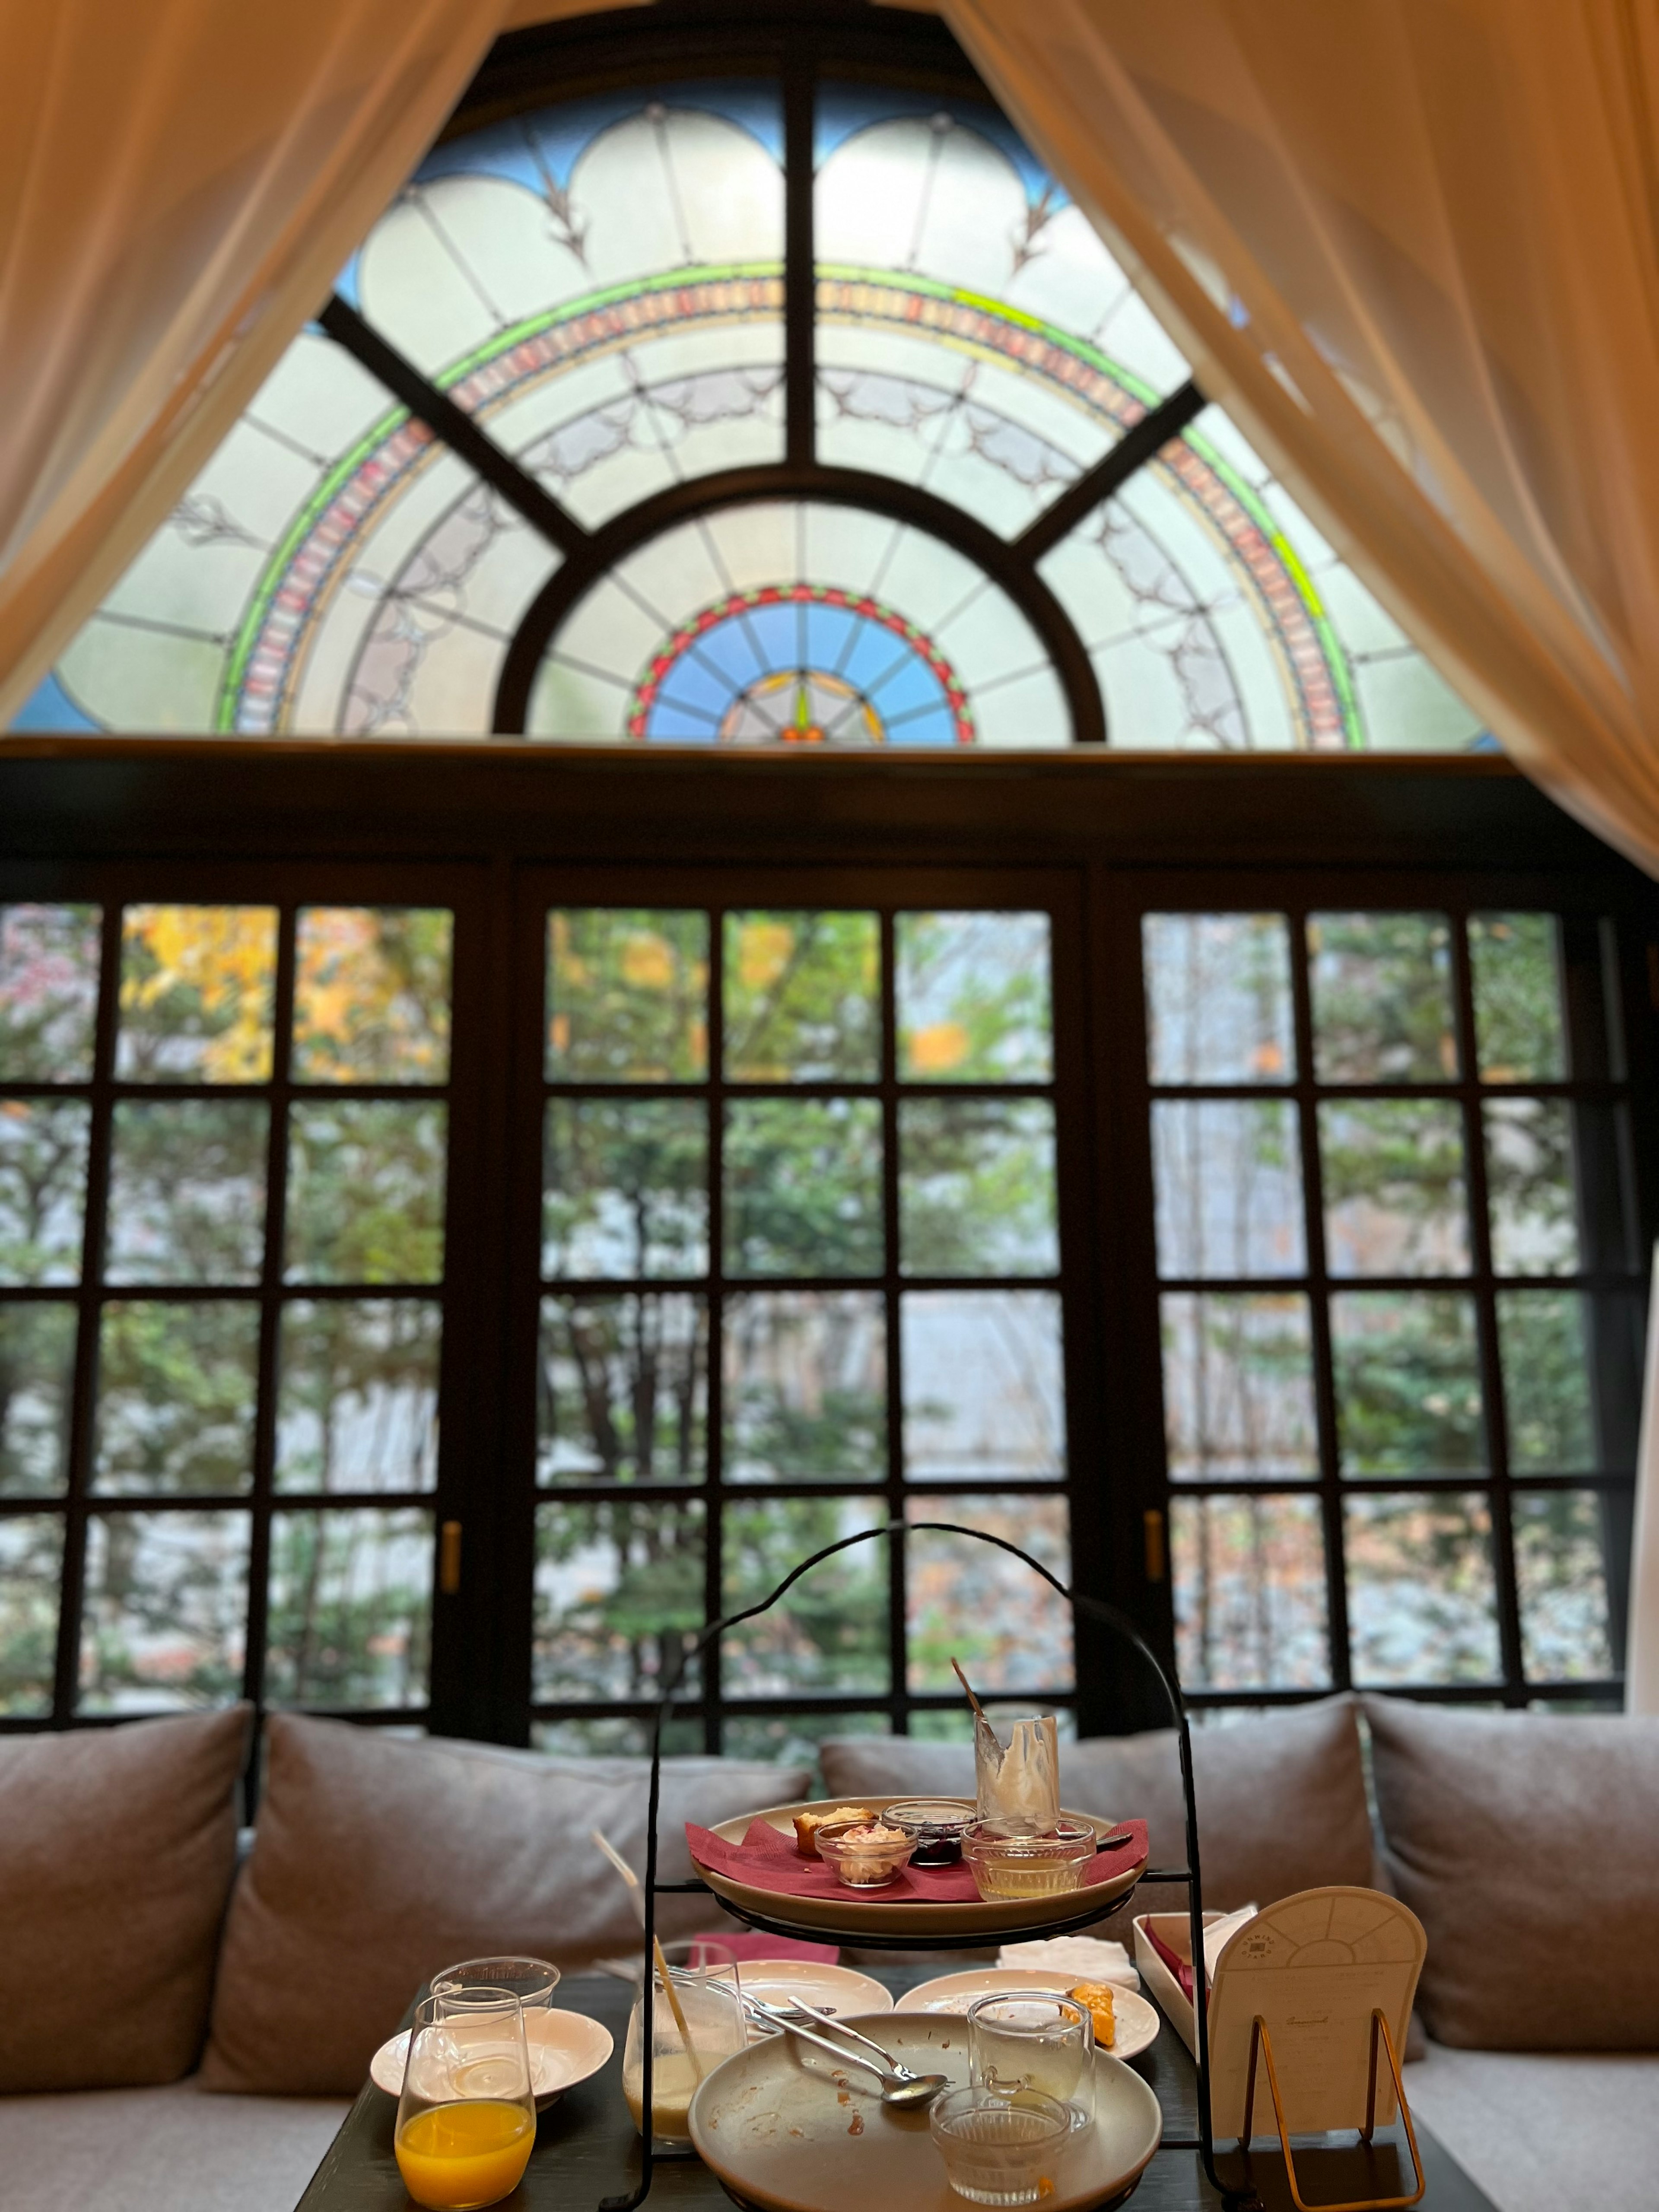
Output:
top-left (13, 41), bottom-right (1486, 754)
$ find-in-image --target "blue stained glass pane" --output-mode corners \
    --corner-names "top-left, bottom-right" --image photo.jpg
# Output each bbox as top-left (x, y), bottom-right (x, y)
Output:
top-left (648, 701), bottom-right (720, 743)
top-left (686, 620), bottom-right (766, 693)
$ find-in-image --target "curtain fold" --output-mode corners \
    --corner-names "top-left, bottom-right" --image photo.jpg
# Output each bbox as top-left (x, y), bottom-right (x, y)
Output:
top-left (0, 0), bottom-right (508, 730)
top-left (942, 0), bottom-right (1659, 872)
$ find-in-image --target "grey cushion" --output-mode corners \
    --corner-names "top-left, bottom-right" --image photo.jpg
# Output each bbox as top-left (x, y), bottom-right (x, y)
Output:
top-left (0, 2075), bottom-right (348, 2212)
top-left (202, 1716), bottom-right (811, 2094)
top-left (821, 1696), bottom-right (1375, 1937)
top-left (1365, 1695), bottom-right (1659, 2050)
top-left (1405, 2041), bottom-right (1659, 2212)
top-left (0, 1707), bottom-right (249, 2093)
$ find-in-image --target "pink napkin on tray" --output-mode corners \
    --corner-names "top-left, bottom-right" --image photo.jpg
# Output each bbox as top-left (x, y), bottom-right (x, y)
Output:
top-left (686, 1816), bottom-right (1148, 1905)
top-left (690, 1929), bottom-right (839, 1964)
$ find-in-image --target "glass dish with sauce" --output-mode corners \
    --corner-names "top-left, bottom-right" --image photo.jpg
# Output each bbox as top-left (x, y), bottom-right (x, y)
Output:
top-left (882, 1798), bottom-right (977, 1867)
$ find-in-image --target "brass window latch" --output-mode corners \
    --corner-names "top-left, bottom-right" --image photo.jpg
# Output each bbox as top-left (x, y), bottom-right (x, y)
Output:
top-left (439, 1520), bottom-right (463, 1595)
top-left (1143, 1508), bottom-right (1166, 1583)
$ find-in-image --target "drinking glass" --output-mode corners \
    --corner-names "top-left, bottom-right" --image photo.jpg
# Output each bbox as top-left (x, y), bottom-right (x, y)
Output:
top-left (622, 1939), bottom-right (744, 2155)
top-left (973, 1713), bottom-right (1060, 1826)
top-left (930, 2085), bottom-right (1071, 2205)
top-left (432, 1956), bottom-right (561, 2012)
top-left (394, 1990), bottom-right (537, 2211)
top-left (967, 1993), bottom-right (1094, 2129)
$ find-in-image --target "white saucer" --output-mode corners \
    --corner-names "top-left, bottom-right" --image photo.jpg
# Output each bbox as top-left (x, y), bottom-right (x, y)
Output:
top-left (895, 1968), bottom-right (1160, 2061)
top-left (712, 1956), bottom-right (893, 2038)
top-left (370, 2005), bottom-right (614, 2106)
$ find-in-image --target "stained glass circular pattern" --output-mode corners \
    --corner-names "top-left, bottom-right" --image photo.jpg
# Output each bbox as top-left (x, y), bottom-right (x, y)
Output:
top-left (16, 63), bottom-right (1485, 753)
top-left (528, 501), bottom-right (1062, 745)
top-left (629, 583), bottom-right (973, 745)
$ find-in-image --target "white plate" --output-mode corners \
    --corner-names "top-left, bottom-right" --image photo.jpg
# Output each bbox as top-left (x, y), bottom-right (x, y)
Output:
top-left (713, 1958), bottom-right (894, 2037)
top-left (689, 2010), bottom-right (1163, 2212)
top-left (693, 1796), bottom-right (1142, 1940)
top-left (895, 1970), bottom-right (1160, 2062)
top-left (369, 2005), bottom-right (613, 2106)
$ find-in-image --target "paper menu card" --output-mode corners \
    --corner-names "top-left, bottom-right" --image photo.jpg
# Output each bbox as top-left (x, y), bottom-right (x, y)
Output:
top-left (1207, 1887), bottom-right (1426, 2140)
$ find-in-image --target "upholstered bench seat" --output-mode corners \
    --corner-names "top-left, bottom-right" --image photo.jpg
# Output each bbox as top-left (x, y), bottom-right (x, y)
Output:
top-left (0, 2075), bottom-right (348, 2212)
top-left (1406, 2043), bottom-right (1659, 2212)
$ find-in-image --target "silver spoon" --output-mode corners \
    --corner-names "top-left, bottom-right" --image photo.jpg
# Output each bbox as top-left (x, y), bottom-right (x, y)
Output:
top-left (743, 1996), bottom-right (949, 2109)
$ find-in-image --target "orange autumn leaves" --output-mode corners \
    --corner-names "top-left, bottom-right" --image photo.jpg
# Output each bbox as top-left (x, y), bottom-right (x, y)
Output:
top-left (118, 906), bottom-right (451, 1085)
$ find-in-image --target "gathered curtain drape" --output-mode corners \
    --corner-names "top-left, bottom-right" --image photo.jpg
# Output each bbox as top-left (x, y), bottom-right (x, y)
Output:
top-left (0, 0), bottom-right (512, 730)
top-left (941, 0), bottom-right (1659, 877)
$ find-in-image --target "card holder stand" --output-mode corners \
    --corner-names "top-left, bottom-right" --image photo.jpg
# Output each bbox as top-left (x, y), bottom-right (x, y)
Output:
top-left (1240, 2007), bottom-right (1426, 2212)
top-left (597, 1516), bottom-right (1217, 2212)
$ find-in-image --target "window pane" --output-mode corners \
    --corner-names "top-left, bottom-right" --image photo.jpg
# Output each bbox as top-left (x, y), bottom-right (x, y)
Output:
top-left (117, 906), bottom-right (277, 1082)
top-left (0, 905), bottom-right (101, 1081)
top-left (1152, 1100), bottom-right (1305, 1278)
top-left (0, 1514), bottom-right (62, 1713)
top-left (724, 912), bottom-right (880, 1081)
top-left (721, 1710), bottom-right (892, 1770)
top-left (533, 1497), bottom-right (704, 1699)
top-left (1344, 1492), bottom-right (1501, 1685)
top-left (721, 1501), bottom-right (889, 1694)
top-left (0, 1099), bottom-right (91, 1283)
top-left (1498, 1290), bottom-right (1596, 1470)
top-left (0, 1303), bottom-right (77, 1497)
top-left (723, 1099), bottom-right (883, 1278)
top-left (284, 1101), bottom-right (446, 1284)
top-left (896, 912), bottom-right (1052, 1083)
top-left (542, 1099), bottom-right (707, 1279)
top-left (265, 1507), bottom-right (433, 1707)
top-left (906, 1496), bottom-right (1072, 1694)
top-left (1307, 912), bottom-right (1457, 1083)
top-left (1485, 1100), bottom-right (1579, 1275)
top-left (106, 1100), bottom-right (268, 1284)
top-left (1330, 1291), bottom-right (1484, 1475)
top-left (276, 1300), bottom-right (440, 1494)
top-left (78, 1510), bottom-right (250, 1710)
top-left (1142, 914), bottom-right (1294, 1085)
top-left (1319, 1101), bottom-right (1469, 1278)
top-left (899, 1099), bottom-right (1058, 1277)
top-left (537, 1294), bottom-right (707, 1485)
top-left (532, 1715), bottom-right (704, 1757)
top-left (546, 910), bottom-right (708, 1081)
top-left (902, 1290), bottom-right (1064, 1481)
top-left (1161, 1293), bottom-right (1317, 1481)
top-left (1170, 1494), bottom-right (1330, 1690)
top-left (1469, 914), bottom-right (1565, 1082)
top-left (292, 908), bottom-right (453, 1084)
top-left (1513, 1491), bottom-right (1615, 1681)
top-left (724, 1290), bottom-right (885, 1483)
top-left (92, 1301), bottom-right (261, 1496)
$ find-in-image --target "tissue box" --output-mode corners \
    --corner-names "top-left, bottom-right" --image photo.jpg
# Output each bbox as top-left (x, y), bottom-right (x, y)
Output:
top-left (1131, 1910), bottom-right (1230, 2058)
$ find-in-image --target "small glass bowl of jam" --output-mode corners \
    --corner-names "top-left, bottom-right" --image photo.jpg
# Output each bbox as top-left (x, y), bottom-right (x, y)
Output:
top-left (882, 1798), bottom-right (977, 1868)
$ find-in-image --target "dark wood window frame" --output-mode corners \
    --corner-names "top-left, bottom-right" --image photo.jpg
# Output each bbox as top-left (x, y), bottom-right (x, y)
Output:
top-left (0, 744), bottom-right (1654, 1746)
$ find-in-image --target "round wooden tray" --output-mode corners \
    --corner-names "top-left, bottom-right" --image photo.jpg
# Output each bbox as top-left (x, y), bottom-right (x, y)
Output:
top-left (690, 1795), bottom-right (1146, 1941)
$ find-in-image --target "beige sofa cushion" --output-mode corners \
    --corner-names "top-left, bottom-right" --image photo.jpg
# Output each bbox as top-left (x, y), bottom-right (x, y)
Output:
top-left (0, 1707), bottom-right (249, 2092)
top-left (1365, 1695), bottom-right (1659, 2049)
top-left (821, 1696), bottom-right (1375, 1934)
top-left (202, 1716), bottom-right (810, 2095)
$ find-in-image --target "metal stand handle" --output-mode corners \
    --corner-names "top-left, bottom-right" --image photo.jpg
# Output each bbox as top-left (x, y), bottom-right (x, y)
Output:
top-left (598, 1518), bottom-right (1211, 2210)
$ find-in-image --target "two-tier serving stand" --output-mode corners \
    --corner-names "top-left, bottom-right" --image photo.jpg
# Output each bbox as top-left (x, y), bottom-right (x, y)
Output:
top-left (602, 1519), bottom-right (1222, 2210)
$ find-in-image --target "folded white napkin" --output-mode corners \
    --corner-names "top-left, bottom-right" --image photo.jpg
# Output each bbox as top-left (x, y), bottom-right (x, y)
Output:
top-left (995, 1936), bottom-right (1140, 1990)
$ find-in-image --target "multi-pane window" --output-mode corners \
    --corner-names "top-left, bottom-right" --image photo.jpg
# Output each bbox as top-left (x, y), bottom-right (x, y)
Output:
top-left (1146, 908), bottom-right (1638, 1707)
top-left (0, 902), bottom-right (453, 1724)
top-left (531, 904), bottom-right (1073, 1764)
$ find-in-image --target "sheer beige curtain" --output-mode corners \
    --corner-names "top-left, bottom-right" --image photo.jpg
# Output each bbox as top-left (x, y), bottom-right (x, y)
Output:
top-left (943, 0), bottom-right (1659, 873)
top-left (0, 0), bottom-right (509, 729)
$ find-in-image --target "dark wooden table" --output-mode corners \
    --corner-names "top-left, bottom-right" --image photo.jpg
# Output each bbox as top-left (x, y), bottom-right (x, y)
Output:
top-left (296, 1970), bottom-right (1498, 2212)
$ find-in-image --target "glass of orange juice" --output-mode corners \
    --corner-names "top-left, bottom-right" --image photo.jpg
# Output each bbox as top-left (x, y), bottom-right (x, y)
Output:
top-left (394, 1989), bottom-right (537, 2210)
